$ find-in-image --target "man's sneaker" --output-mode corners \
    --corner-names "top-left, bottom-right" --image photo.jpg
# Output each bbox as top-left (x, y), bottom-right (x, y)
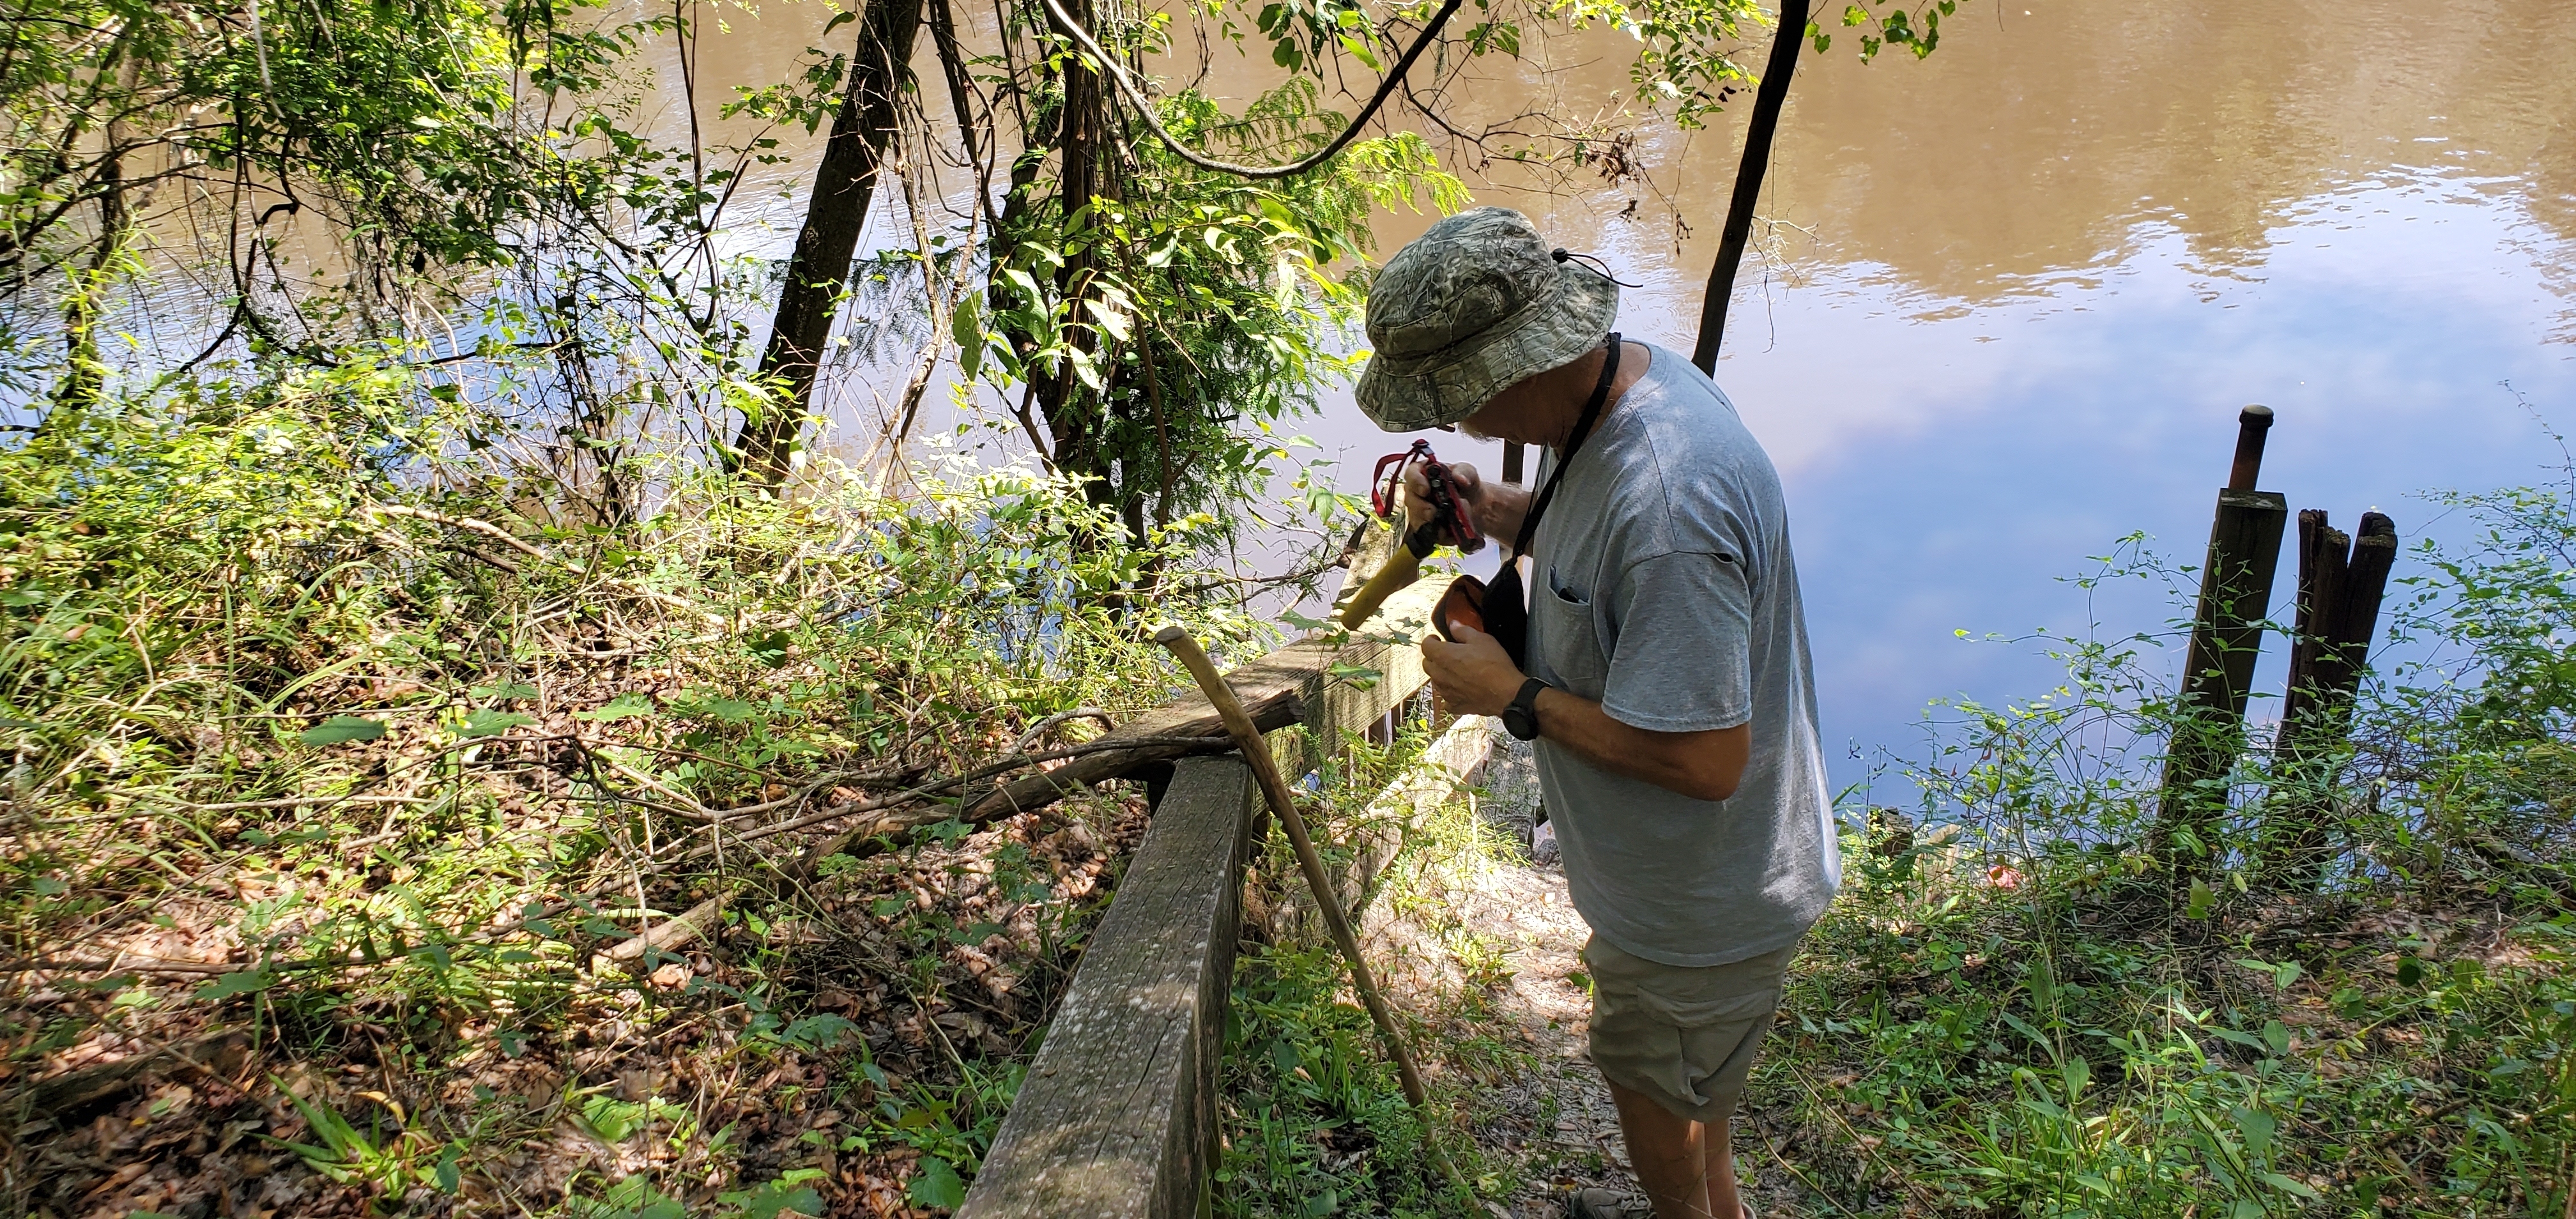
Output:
top-left (1562, 1190), bottom-right (1756, 1219)
top-left (1565, 1188), bottom-right (1643, 1218)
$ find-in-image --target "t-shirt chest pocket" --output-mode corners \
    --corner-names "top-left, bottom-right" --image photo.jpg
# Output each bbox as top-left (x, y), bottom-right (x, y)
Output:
top-left (1533, 561), bottom-right (1610, 699)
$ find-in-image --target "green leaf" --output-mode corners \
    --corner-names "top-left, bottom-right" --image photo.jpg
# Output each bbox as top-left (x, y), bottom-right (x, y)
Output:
top-left (908, 1157), bottom-right (966, 1209)
top-left (2235, 1106), bottom-right (2277, 1158)
top-left (744, 629), bottom-right (792, 667)
top-left (195, 970), bottom-right (276, 1001)
top-left (1336, 30), bottom-right (1381, 70)
top-left (727, 1177), bottom-right (825, 1219)
top-left (576, 693), bottom-right (656, 722)
top-left (678, 694), bottom-right (756, 723)
top-left (2261, 1019), bottom-right (2291, 1057)
top-left (1082, 296), bottom-right (1133, 342)
top-left (1326, 662), bottom-right (1383, 691)
top-left (2258, 1170), bottom-right (2318, 1199)
top-left (951, 294), bottom-right (984, 381)
top-left (2396, 956), bottom-right (2426, 986)
top-left (1066, 347), bottom-right (1103, 392)
top-left (1997, 1010), bottom-right (2048, 1047)
top-left (300, 716), bottom-right (386, 745)
top-left (2184, 878), bottom-right (2216, 920)
top-left (458, 709), bottom-right (533, 739)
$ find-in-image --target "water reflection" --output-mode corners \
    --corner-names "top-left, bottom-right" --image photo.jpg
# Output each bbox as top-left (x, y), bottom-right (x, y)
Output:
top-left (682, 0), bottom-right (2575, 755)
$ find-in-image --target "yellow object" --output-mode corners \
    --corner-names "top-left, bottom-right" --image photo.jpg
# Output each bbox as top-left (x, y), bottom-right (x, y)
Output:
top-left (1333, 530), bottom-right (1429, 629)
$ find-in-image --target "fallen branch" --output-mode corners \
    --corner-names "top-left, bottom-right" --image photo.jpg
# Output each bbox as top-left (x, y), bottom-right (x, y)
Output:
top-left (0, 955), bottom-right (238, 977)
top-left (605, 886), bottom-right (740, 964)
top-left (372, 503), bottom-right (552, 564)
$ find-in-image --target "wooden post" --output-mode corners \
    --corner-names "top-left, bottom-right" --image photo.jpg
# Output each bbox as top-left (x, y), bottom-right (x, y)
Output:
top-left (2151, 407), bottom-right (2288, 871)
top-left (1501, 441), bottom-right (1526, 486)
top-left (2260, 509), bottom-right (2397, 887)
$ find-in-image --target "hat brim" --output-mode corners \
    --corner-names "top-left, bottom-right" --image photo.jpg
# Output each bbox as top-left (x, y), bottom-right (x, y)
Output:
top-left (1354, 263), bottom-right (1621, 432)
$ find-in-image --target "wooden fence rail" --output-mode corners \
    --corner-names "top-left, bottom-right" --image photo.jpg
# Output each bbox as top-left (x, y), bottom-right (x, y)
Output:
top-left (958, 578), bottom-right (1446, 1218)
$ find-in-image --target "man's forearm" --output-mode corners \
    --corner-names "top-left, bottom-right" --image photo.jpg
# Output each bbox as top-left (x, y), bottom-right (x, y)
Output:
top-left (1533, 688), bottom-right (1748, 803)
top-left (1474, 483), bottom-right (1532, 548)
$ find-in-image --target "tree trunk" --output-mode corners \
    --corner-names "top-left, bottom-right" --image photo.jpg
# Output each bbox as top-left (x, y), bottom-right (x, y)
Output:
top-left (735, 0), bottom-right (926, 483)
top-left (1035, 0), bottom-right (1111, 493)
top-left (1690, 0), bottom-right (1809, 375)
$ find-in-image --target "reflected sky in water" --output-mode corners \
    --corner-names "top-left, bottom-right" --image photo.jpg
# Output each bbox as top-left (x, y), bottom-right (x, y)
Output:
top-left (682, 0), bottom-right (2576, 758)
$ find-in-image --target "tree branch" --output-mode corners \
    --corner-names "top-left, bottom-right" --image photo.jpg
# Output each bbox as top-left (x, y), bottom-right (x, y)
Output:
top-left (1692, 0), bottom-right (1810, 374)
top-left (1038, 0), bottom-right (1464, 180)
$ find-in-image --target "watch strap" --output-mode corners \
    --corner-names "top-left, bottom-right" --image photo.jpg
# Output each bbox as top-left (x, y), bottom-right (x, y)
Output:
top-left (1506, 678), bottom-right (1547, 740)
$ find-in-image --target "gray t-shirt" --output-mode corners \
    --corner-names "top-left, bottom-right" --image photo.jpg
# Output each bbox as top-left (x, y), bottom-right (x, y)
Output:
top-left (1524, 343), bottom-right (1840, 968)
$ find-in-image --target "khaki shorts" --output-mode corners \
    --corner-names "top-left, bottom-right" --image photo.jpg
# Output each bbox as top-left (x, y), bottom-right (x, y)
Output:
top-left (1583, 935), bottom-right (1795, 1124)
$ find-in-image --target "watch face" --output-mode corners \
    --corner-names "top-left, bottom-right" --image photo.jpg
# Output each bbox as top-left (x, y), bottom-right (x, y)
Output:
top-left (1503, 705), bottom-right (1538, 740)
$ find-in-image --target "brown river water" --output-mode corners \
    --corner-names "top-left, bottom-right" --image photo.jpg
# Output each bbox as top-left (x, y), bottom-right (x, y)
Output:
top-left (616, 0), bottom-right (2576, 758)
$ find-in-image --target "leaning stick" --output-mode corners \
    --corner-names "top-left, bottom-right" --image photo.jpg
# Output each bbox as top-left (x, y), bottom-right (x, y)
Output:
top-left (1151, 624), bottom-right (1475, 1202)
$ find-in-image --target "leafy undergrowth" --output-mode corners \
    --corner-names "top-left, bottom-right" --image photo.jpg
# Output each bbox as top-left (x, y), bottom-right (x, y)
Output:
top-left (1756, 835), bottom-right (2575, 1218)
top-left (1216, 721), bottom-right (1540, 1218)
top-left (1, 400), bottom-right (1266, 1216)
top-left (20, 791), bottom-right (1148, 1218)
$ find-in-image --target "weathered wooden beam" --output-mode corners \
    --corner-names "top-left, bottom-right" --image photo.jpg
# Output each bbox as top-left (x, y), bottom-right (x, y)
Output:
top-left (958, 564), bottom-right (1448, 1217)
top-left (956, 755), bottom-right (1259, 1219)
top-left (962, 578), bottom-right (1439, 823)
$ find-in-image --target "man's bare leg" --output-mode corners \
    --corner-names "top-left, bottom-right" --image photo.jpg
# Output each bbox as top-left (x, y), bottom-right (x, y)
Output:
top-left (1701, 1114), bottom-right (1744, 1219)
top-left (1606, 1080), bottom-right (1715, 1218)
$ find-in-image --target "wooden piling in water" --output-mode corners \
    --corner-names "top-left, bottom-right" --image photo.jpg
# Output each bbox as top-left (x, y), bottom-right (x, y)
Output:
top-left (2259, 508), bottom-right (2397, 887)
top-left (2151, 406), bottom-right (2289, 871)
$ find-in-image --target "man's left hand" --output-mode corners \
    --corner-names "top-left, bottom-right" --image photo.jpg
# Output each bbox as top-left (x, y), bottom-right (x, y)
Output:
top-left (1421, 622), bottom-right (1526, 716)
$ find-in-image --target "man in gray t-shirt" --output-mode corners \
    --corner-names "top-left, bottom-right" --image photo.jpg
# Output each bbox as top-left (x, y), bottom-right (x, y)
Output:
top-left (1349, 207), bottom-right (1837, 1219)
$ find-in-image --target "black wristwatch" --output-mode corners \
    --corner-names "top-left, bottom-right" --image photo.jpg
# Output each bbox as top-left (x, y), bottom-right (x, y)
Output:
top-left (1502, 678), bottom-right (1548, 741)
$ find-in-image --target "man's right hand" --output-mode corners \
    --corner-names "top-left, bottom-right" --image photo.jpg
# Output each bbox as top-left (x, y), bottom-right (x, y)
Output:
top-left (1402, 460), bottom-right (1531, 548)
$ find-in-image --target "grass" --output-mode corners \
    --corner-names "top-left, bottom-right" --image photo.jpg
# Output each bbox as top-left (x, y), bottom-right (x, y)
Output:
top-left (1761, 829), bottom-right (2576, 1217)
top-left (1216, 717), bottom-right (1549, 1217)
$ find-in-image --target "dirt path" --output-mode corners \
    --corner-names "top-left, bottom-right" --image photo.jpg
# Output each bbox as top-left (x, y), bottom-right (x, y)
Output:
top-left (1376, 735), bottom-right (1796, 1219)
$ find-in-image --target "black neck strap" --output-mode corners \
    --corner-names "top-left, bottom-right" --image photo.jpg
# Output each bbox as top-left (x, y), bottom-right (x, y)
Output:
top-left (1510, 333), bottom-right (1620, 557)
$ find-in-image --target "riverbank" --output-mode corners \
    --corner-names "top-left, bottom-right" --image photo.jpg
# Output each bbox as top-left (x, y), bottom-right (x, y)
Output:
top-left (1220, 739), bottom-right (2574, 1218)
top-left (10, 390), bottom-right (2573, 1218)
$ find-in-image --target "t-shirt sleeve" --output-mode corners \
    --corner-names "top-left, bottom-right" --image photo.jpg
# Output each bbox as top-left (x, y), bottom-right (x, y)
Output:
top-left (1600, 550), bottom-right (1754, 733)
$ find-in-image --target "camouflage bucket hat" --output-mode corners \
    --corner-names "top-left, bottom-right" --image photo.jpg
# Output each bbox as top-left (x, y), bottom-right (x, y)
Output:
top-left (1354, 206), bottom-right (1621, 431)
